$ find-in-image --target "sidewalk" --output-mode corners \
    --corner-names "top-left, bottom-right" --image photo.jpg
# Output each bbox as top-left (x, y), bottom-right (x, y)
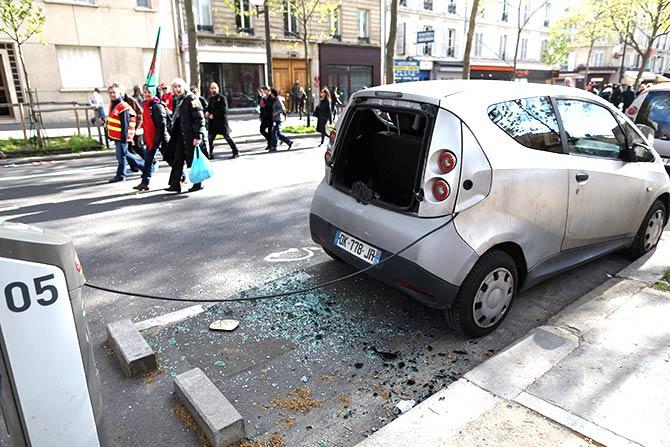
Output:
top-left (358, 231), bottom-right (670, 447)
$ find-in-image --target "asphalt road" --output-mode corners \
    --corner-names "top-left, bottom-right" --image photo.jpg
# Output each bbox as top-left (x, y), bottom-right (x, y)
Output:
top-left (0, 139), bottom-right (630, 447)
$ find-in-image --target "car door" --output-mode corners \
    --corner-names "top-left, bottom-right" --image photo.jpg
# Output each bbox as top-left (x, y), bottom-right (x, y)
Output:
top-left (556, 97), bottom-right (648, 250)
top-left (634, 90), bottom-right (670, 158)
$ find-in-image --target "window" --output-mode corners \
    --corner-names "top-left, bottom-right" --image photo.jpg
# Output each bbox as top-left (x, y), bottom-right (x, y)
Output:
top-left (501, 0), bottom-right (508, 22)
top-left (488, 96), bottom-right (562, 153)
top-left (424, 0), bottom-right (433, 10)
top-left (473, 32), bottom-right (483, 57)
top-left (329, 7), bottom-right (341, 40)
top-left (448, 0), bottom-right (457, 14)
top-left (636, 91), bottom-right (670, 141)
top-left (236, 0), bottom-right (253, 33)
top-left (523, 2), bottom-right (530, 23)
top-left (284, 0), bottom-right (298, 36)
top-left (56, 46), bottom-right (103, 89)
top-left (592, 52), bottom-right (604, 67)
top-left (544, 3), bottom-right (551, 26)
top-left (520, 38), bottom-right (528, 60)
top-left (421, 26), bottom-right (433, 56)
top-left (136, 0), bottom-right (151, 8)
top-left (540, 39), bottom-right (548, 59)
top-left (195, 0), bottom-right (213, 32)
top-left (399, 0), bottom-right (407, 6)
top-left (395, 22), bottom-right (406, 55)
top-left (499, 35), bottom-right (507, 60)
top-left (443, 29), bottom-right (456, 57)
top-left (358, 10), bottom-right (369, 43)
top-left (557, 99), bottom-right (625, 159)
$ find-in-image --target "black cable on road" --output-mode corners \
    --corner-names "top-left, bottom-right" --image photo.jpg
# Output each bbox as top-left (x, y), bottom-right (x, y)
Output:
top-left (85, 213), bottom-right (458, 303)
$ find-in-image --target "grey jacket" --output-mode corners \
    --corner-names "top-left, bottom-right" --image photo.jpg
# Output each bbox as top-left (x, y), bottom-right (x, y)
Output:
top-left (272, 96), bottom-right (286, 121)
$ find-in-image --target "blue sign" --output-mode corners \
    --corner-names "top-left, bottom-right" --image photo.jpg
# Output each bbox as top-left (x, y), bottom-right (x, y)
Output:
top-left (394, 60), bottom-right (421, 82)
top-left (417, 30), bottom-right (435, 44)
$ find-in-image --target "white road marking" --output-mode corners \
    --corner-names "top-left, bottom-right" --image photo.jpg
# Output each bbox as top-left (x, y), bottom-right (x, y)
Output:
top-left (134, 304), bottom-right (209, 331)
top-left (264, 246), bottom-right (322, 263)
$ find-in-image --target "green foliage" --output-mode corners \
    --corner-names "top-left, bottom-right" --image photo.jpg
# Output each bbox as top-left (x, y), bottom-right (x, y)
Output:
top-left (0, 135), bottom-right (103, 157)
top-left (282, 125), bottom-right (316, 133)
top-left (0, 0), bottom-right (46, 45)
top-left (543, 17), bottom-right (577, 67)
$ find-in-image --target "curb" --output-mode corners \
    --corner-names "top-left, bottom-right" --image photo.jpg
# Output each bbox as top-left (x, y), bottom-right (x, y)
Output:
top-left (0, 132), bottom-right (319, 166)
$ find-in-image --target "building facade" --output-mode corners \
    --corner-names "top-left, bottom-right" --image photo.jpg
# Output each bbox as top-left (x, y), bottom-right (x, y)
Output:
top-left (386, 0), bottom-right (558, 83)
top-left (190, 0), bottom-right (381, 111)
top-left (0, 0), bottom-right (181, 124)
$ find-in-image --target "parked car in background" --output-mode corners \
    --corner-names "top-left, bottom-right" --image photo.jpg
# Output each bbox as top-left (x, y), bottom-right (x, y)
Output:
top-left (626, 83), bottom-right (670, 167)
top-left (311, 80), bottom-right (670, 337)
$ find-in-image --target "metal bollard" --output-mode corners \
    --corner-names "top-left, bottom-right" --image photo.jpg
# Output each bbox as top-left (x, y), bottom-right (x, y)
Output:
top-left (0, 222), bottom-right (107, 446)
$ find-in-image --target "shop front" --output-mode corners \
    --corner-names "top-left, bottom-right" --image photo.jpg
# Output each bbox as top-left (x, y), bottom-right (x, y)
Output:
top-left (319, 44), bottom-right (380, 102)
top-left (470, 65), bottom-right (514, 81)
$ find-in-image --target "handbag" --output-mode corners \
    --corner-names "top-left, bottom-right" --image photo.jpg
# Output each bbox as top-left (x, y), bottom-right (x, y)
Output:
top-left (189, 144), bottom-right (214, 184)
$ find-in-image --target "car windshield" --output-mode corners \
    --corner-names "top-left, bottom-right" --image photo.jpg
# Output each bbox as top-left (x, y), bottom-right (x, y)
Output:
top-left (636, 90), bottom-right (670, 140)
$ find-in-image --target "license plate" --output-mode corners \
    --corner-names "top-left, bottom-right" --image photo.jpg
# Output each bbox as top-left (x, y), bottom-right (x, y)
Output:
top-left (333, 230), bottom-right (382, 265)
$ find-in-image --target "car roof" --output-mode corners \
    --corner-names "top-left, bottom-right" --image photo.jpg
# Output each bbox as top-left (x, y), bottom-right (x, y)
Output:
top-left (643, 82), bottom-right (670, 92)
top-left (363, 80), bottom-right (600, 105)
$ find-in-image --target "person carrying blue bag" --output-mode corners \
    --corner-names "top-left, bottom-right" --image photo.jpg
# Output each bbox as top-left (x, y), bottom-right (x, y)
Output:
top-left (166, 77), bottom-right (211, 193)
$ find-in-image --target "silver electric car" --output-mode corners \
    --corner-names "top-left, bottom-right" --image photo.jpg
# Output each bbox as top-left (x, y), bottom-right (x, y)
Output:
top-left (309, 80), bottom-right (670, 337)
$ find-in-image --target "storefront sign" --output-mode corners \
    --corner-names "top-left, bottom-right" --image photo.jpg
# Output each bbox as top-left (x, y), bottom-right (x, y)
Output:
top-left (417, 30), bottom-right (435, 44)
top-left (394, 60), bottom-right (421, 82)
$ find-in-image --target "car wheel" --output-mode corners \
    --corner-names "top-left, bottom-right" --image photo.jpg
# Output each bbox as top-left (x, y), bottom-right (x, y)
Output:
top-left (445, 250), bottom-right (517, 338)
top-left (628, 199), bottom-right (666, 260)
top-left (322, 246), bottom-right (343, 262)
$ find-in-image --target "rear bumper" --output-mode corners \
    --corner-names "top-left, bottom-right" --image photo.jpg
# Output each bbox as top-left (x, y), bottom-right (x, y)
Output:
top-left (310, 213), bottom-right (460, 309)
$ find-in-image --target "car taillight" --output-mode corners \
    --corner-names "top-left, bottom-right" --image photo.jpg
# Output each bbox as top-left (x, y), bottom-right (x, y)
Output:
top-left (432, 179), bottom-right (450, 201)
top-left (627, 106), bottom-right (638, 116)
top-left (437, 151), bottom-right (457, 174)
top-left (325, 149), bottom-right (333, 167)
top-left (328, 129), bottom-right (337, 147)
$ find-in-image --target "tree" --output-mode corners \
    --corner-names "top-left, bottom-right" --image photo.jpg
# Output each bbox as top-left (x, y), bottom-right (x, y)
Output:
top-left (512, 0), bottom-right (549, 78)
top-left (462, 0), bottom-right (482, 79)
top-left (0, 0), bottom-right (46, 147)
top-left (574, 2), bottom-right (611, 89)
top-left (542, 16), bottom-right (576, 68)
top-left (608, 0), bottom-right (670, 88)
top-left (385, 0), bottom-right (398, 84)
top-left (184, 0), bottom-right (200, 87)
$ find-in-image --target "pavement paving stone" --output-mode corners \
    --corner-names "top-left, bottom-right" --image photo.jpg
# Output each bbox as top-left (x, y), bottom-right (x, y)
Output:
top-left (616, 231), bottom-right (670, 284)
top-left (174, 368), bottom-right (246, 447)
top-left (106, 318), bottom-right (157, 378)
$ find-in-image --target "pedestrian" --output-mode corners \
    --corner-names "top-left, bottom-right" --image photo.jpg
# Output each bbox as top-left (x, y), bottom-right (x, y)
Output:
top-left (191, 85), bottom-right (208, 111)
top-left (314, 87), bottom-right (332, 146)
top-left (563, 77), bottom-right (574, 88)
top-left (258, 86), bottom-right (274, 150)
top-left (611, 83), bottom-right (623, 108)
top-left (132, 85), bottom-right (143, 106)
top-left (206, 81), bottom-right (239, 159)
top-left (599, 83), bottom-right (612, 102)
top-left (89, 87), bottom-right (105, 125)
top-left (123, 90), bottom-right (145, 159)
top-left (106, 82), bottom-right (144, 183)
top-left (159, 81), bottom-right (174, 112)
top-left (291, 80), bottom-right (301, 113)
top-left (270, 88), bottom-right (293, 152)
top-left (622, 84), bottom-right (636, 110)
top-left (133, 84), bottom-right (170, 191)
top-left (297, 86), bottom-right (306, 120)
top-left (330, 86), bottom-right (343, 121)
top-left (166, 77), bottom-right (208, 193)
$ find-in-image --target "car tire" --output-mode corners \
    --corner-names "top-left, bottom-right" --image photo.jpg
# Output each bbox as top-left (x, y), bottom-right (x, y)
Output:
top-left (627, 199), bottom-right (666, 260)
top-left (322, 246), bottom-right (343, 262)
top-left (445, 250), bottom-right (517, 338)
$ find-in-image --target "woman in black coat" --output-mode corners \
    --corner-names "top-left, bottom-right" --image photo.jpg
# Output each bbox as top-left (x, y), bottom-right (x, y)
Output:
top-left (314, 87), bottom-right (332, 145)
top-left (166, 78), bottom-right (208, 193)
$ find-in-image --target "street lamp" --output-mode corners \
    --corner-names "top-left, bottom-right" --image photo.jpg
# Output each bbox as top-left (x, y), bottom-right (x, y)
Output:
top-left (251, 0), bottom-right (273, 87)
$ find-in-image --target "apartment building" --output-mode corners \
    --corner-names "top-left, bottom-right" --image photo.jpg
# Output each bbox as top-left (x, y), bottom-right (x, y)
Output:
top-left (189, 0), bottom-right (381, 110)
top-left (386, 0), bottom-right (557, 82)
top-left (0, 0), bottom-right (180, 123)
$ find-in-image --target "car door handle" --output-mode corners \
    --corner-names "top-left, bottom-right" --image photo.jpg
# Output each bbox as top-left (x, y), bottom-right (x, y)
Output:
top-left (575, 173), bottom-right (589, 183)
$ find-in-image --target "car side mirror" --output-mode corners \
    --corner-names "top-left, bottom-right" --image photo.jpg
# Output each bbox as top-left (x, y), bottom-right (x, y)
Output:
top-left (630, 142), bottom-right (655, 163)
top-left (636, 124), bottom-right (655, 145)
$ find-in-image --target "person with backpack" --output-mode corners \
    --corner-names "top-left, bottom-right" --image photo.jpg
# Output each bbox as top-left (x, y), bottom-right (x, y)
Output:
top-left (133, 84), bottom-right (170, 191)
top-left (270, 88), bottom-right (293, 152)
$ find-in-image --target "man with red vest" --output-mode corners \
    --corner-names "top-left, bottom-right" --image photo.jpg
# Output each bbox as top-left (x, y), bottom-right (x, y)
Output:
top-left (106, 82), bottom-right (145, 183)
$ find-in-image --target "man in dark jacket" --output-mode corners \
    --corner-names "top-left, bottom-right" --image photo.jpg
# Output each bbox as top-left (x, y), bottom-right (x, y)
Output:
top-left (206, 82), bottom-right (239, 159)
top-left (258, 86), bottom-right (273, 150)
top-left (134, 84), bottom-right (170, 191)
top-left (622, 85), bottom-right (636, 111)
top-left (167, 78), bottom-right (209, 193)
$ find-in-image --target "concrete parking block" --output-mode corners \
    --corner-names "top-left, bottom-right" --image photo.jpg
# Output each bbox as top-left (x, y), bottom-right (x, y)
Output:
top-left (464, 325), bottom-right (578, 400)
top-left (173, 368), bottom-right (245, 447)
top-left (106, 319), bottom-right (157, 378)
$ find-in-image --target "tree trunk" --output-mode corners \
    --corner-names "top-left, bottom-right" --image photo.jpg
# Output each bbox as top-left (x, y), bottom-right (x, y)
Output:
top-left (184, 0), bottom-right (200, 87)
top-left (512, 27), bottom-right (522, 79)
top-left (385, 0), bottom-right (398, 84)
top-left (16, 43), bottom-right (43, 148)
top-left (304, 24), bottom-right (311, 127)
top-left (635, 47), bottom-right (652, 89)
top-left (584, 38), bottom-right (595, 89)
top-left (462, 0), bottom-right (480, 79)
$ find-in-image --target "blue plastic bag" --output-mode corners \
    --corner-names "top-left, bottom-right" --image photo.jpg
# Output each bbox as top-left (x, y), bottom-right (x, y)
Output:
top-left (189, 145), bottom-right (213, 184)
